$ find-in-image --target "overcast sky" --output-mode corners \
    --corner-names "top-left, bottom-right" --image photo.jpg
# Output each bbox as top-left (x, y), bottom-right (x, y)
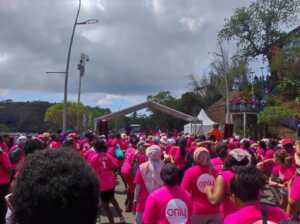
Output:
top-left (0, 0), bottom-right (254, 111)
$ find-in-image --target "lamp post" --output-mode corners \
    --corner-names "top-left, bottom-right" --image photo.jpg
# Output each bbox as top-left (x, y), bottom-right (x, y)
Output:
top-left (55, 0), bottom-right (98, 133)
top-left (77, 53), bottom-right (89, 104)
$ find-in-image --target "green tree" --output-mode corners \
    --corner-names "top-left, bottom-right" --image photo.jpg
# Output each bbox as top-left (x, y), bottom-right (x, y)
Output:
top-left (219, 0), bottom-right (300, 65)
top-left (0, 123), bottom-right (10, 133)
top-left (45, 102), bottom-right (88, 131)
top-left (258, 105), bottom-right (294, 126)
top-left (85, 106), bottom-right (111, 129)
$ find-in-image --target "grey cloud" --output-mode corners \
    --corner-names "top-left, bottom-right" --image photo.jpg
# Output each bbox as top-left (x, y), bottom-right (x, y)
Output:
top-left (0, 0), bottom-right (250, 96)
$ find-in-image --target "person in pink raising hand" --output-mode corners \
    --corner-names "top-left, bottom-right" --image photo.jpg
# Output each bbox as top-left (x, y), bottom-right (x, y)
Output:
top-left (143, 163), bottom-right (193, 224)
top-left (90, 139), bottom-right (125, 224)
top-left (134, 145), bottom-right (163, 224)
top-left (181, 147), bottom-right (220, 224)
top-left (224, 166), bottom-right (289, 224)
top-left (269, 149), bottom-right (296, 190)
top-left (205, 148), bottom-right (252, 221)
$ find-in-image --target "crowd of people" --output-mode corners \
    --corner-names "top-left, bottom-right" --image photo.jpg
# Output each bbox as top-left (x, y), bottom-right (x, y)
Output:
top-left (0, 128), bottom-right (300, 224)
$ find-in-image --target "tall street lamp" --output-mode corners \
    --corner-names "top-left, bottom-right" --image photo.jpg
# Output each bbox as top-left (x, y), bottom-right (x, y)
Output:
top-left (61, 0), bottom-right (97, 132)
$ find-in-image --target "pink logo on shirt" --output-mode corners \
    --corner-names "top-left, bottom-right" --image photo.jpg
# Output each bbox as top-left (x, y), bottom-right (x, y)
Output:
top-left (252, 221), bottom-right (277, 224)
top-left (196, 173), bottom-right (215, 193)
top-left (165, 199), bottom-right (188, 224)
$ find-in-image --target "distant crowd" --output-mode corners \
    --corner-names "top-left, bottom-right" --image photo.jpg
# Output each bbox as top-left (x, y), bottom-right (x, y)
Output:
top-left (0, 126), bottom-right (300, 224)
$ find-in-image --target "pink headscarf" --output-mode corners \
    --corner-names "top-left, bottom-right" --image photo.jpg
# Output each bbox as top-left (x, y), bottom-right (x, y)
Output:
top-left (140, 145), bottom-right (163, 193)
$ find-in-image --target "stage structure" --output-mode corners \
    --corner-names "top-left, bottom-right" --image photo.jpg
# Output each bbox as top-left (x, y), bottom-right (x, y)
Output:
top-left (94, 100), bottom-right (201, 133)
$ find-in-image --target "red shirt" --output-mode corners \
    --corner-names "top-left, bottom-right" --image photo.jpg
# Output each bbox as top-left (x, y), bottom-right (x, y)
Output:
top-left (91, 152), bottom-right (118, 191)
top-left (0, 152), bottom-right (12, 185)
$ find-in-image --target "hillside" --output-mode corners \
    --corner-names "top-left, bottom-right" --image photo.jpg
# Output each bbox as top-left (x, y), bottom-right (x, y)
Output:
top-left (0, 101), bottom-right (52, 132)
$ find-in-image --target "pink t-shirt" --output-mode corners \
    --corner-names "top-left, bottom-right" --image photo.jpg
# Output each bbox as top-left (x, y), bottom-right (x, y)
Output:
top-left (272, 164), bottom-right (296, 183)
top-left (264, 149), bottom-right (274, 160)
top-left (134, 167), bottom-right (149, 212)
top-left (181, 165), bottom-right (219, 215)
top-left (121, 147), bottom-right (136, 175)
top-left (290, 175), bottom-right (300, 202)
top-left (143, 186), bottom-right (193, 224)
top-left (224, 203), bottom-right (289, 224)
top-left (83, 148), bottom-right (97, 165)
top-left (169, 146), bottom-right (187, 170)
top-left (0, 152), bottom-right (12, 185)
top-left (211, 157), bottom-right (224, 174)
top-left (49, 141), bottom-right (61, 149)
top-left (90, 152), bottom-right (118, 191)
top-left (135, 152), bottom-right (147, 165)
top-left (220, 170), bottom-right (237, 219)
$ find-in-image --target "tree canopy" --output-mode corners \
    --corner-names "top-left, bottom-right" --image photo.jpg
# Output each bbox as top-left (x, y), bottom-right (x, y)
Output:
top-left (219, 0), bottom-right (300, 64)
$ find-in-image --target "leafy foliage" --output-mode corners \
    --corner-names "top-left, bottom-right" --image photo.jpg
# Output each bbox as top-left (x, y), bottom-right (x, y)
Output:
top-left (0, 124), bottom-right (10, 133)
top-left (45, 102), bottom-right (111, 131)
top-left (219, 0), bottom-right (300, 63)
top-left (0, 101), bottom-right (52, 132)
top-left (258, 105), bottom-right (294, 125)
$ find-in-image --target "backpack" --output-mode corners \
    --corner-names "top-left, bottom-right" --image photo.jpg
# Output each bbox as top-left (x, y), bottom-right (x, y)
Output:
top-left (115, 145), bottom-right (124, 160)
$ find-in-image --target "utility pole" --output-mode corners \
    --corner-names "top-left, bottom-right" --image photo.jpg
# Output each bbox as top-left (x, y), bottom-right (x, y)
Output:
top-left (217, 42), bottom-right (231, 124)
top-left (76, 53), bottom-right (89, 132)
top-left (77, 53), bottom-right (89, 104)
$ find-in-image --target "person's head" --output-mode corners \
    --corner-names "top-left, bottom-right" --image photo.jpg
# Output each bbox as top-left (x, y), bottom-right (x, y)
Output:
top-left (213, 124), bottom-right (219, 129)
top-left (85, 131), bottom-right (95, 142)
top-left (223, 148), bottom-right (251, 170)
top-left (259, 140), bottom-right (267, 151)
top-left (280, 138), bottom-right (293, 153)
top-left (241, 139), bottom-right (250, 149)
top-left (177, 137), bottom-right (187, 157)
top-left (93, 139), bottom-right (107, 153)
top-left (146, 145), bottom-right (161, 161)
top-left (160, 163), bottom-right (179, 187)
top-left (12, 149), bottom-right (99, 224)
top-left (193, 147), bottom-right (210, 166)
top-left (16, 135), bottom-right (27, 148)
top-left (130, 134), bottom-right (139, 146)
top-left (50, 134), bottom-right (59, 142)
top-left (24, 139), bottom-right (44, 156)
top-left (137, 141), bottom-right (149, 153)
top-left (215, 143), bottom-right (228, 159)
top-left (63, 137), bottom-right (74, 148)
top-left (268, 139), bottom-right (278, 149)
top-left (275, 149), bottom-right (291, 167)
top-left (231, 166), bottom-right (266, 205)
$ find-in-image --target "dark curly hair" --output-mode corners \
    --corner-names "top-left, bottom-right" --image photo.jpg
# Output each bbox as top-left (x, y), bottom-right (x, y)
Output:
top-left (12, 148), bottom-right (99, 224)
top-left (160, 163), bottom-right (179, 186)
top-left (231, 166), bottom-right (266, 202)
top-left (23, 139), bottom-right (44, 156)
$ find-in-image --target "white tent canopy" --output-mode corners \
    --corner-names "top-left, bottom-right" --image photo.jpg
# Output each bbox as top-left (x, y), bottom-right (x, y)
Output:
top-left (197, 109), bottom-right (215, 126)
top-left (184, 109), bottom-right (215, 135)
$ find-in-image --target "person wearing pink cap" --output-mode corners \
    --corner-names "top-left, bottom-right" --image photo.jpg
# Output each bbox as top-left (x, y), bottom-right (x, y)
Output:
top-left (181, 147), bottom-right (220, 224)
top-left (143, 163), bottom-right (193, 224)
top-left (134, 145), bottom-right (163, 224)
